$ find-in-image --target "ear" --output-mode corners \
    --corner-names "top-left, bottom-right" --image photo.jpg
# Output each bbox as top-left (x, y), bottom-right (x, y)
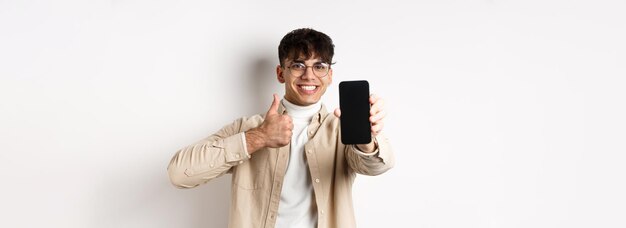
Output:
top-left (276, 65), bottom-right (286, 83)
top-left (327, 68), bottom-right (333, 84)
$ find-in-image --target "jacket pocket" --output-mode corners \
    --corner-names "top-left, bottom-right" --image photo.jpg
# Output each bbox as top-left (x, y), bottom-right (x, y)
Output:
top-left (233, 149), bottom-right (269, 190)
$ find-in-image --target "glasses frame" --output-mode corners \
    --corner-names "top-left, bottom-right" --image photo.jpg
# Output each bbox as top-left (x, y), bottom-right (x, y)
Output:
top-left (283, 61), bottom-right (331, 78)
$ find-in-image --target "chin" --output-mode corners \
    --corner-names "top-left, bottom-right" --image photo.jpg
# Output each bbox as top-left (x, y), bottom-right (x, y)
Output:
top-left (293, 99), bottom-right (315, 106)
top-left (302, 96), bottom-right (321, 103)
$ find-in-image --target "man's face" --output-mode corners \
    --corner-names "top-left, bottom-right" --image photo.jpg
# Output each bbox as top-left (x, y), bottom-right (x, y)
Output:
top-left (276, 56), bottom-right (333, 106)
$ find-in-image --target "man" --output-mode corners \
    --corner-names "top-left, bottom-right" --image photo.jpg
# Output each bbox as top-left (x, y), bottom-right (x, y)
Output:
top-left (168, 28), bottom-right (395, 228)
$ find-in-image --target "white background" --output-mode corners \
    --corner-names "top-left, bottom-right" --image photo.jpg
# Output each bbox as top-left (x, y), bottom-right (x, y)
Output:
top-left (1, 0), bottom-right (625, 227)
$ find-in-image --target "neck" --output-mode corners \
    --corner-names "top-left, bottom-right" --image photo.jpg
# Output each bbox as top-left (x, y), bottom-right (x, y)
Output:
top-left (282, 98), bottom-right (321, 119)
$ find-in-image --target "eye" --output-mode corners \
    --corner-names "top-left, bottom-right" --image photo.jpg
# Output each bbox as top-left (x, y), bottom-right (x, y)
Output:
top-left (313, 63), bottom-right (329, 71)
top-left (290, 63), bottom-right (306, 70)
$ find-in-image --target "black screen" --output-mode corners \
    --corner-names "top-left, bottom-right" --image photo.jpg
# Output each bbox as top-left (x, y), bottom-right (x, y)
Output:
top-left (339, 80), bottom-right (371, 144)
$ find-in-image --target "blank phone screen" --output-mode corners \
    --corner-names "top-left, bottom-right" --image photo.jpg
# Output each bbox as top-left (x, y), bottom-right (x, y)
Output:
top-left (339, 80), bottom-right (371, 144)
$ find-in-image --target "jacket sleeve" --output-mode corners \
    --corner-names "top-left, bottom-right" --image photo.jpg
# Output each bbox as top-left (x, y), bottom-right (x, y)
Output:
top-left (167, 117), bottom-right (254, 189)
top-left (344, 134), bottom-right (395, 176)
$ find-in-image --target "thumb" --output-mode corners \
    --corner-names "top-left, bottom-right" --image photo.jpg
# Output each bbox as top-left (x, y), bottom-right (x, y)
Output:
top-left (334, 108), bottom-right (341, 118)
top-left (267, 94), bottom-right (281, 115)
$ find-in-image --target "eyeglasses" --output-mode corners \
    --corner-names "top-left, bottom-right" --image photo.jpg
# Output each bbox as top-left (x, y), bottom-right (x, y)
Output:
top-left (284, 62), bottom-right (331, 78)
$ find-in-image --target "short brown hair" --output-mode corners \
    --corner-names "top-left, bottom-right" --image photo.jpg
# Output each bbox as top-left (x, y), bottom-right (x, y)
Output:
top-left (278, 28), bottom-right (335, 66)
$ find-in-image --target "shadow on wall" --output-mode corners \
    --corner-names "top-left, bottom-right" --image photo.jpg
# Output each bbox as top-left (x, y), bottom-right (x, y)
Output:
top-left (182, 52), bottom-right (278, 227)
top-left (91, 43), bottom-right (279, 227)
top-left (114, 51), bottom-right (276, 227)
top-left (242, 53), bottom-right (282, 115)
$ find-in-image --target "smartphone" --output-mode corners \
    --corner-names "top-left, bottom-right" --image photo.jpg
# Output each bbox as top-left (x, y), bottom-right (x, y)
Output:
top-left (339, 80), bottom-right (372, 144)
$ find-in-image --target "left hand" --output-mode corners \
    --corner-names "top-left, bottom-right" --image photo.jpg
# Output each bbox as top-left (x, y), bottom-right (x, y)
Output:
top-left (334, 94), bottom-right (387, 151)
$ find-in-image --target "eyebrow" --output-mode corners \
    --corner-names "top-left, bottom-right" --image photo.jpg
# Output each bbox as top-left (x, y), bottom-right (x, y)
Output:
top-left (292, 59), bottom-right (325, 64)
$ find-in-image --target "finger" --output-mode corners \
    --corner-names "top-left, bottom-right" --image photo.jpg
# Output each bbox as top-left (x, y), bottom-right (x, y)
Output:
top-left (334, 108), bottom-right (341, 118)
top-left (370, 110), bottom-right (387, 123)
top-left (282, 115), bottom-right (293, 124)
top-left (267, 94), bottom-right (280, 115)
top-left (369, 94), bottom-right (379, 105)
top-left (371, 122), bottom-right (384, 134)
top-left (370, 98), bottom-right (385, 115)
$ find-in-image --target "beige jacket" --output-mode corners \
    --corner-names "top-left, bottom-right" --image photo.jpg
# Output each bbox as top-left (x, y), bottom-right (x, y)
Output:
top-left (167, 103), bottom-right (395, 228)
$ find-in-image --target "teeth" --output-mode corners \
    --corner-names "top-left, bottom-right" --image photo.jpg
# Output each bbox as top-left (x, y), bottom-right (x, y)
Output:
top-left (301, 85), bottom-right (316, 91)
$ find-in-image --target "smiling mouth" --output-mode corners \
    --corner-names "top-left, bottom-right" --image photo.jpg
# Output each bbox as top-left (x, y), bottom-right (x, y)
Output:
top-left (300, 85), bottom-right (317, 91)
top-left (298, 85), bottom-right (319, 94)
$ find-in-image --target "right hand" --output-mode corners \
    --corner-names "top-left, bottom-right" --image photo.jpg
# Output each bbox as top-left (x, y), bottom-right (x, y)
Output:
top-left (257, 94), bottom-right (293, 148)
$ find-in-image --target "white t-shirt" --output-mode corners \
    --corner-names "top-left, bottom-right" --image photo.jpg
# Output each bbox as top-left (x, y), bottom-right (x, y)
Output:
top-left (275, 99), bottom-right (321, 228)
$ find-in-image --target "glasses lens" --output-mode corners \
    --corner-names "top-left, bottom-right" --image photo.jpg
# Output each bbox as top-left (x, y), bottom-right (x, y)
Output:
top-left (287, 62), bottom-right (330, 77)
top-left (313, 63), bottom-right (329, 77)
top-left (289, 63), bottom-right (306, 77)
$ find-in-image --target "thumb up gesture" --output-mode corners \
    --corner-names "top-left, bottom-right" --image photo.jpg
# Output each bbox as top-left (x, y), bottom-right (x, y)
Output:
top-left (261, 94), bottom-right (294, 148)
top-left (245, 94), bottom-right (293, 154)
